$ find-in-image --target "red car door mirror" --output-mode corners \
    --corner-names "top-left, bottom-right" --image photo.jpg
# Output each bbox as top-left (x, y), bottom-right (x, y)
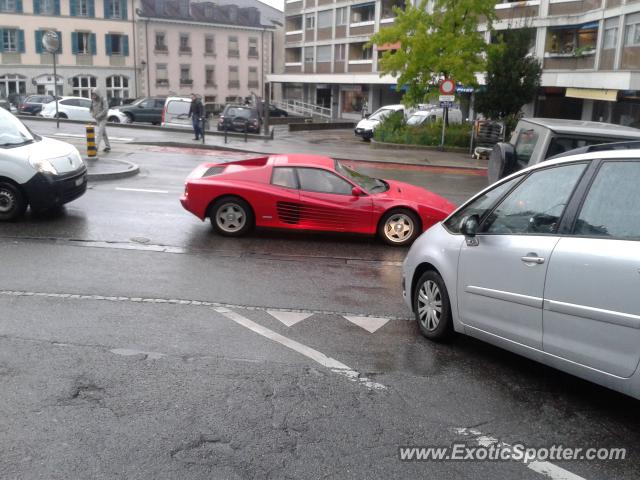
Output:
top-left (352, 186), bottom-right (365, 196)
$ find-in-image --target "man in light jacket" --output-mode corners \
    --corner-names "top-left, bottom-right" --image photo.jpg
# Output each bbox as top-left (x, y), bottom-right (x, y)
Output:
top-left (90, 89), bottom-right (111, 153)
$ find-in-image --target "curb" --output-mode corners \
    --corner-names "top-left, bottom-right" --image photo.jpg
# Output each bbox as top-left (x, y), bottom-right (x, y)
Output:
top-left (370, 138), bottom-right (471, 154)
top-left (84, 158), bottom-right (140, 181)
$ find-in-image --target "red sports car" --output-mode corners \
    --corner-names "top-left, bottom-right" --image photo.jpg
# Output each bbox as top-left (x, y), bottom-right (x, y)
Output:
top-left (180, 154), bottom-right (455, 246)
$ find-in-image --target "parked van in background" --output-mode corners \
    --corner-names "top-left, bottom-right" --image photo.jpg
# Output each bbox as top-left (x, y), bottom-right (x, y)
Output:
top-left (161, 96), bottom-right (192, 129)
top-left (407, 108), bottom-right (463, 126)
top-left (355, 104), bottom-right (410, 140)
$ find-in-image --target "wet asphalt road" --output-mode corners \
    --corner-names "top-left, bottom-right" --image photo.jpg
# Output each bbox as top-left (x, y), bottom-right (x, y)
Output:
top-left (1, 127), bottom-right (639, 480)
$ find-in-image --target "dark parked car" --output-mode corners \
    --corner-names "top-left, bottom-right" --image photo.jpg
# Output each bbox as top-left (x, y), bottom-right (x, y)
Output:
top-left (116, 97), bottom-right (166, 125)
top-left (217, 105), bottom-right (261, 133)
top-left (267, 104), bottom-right (288, 117)
top-left (0, 99), bottom-right (11, 112)
top-left (19, 95), bottom-right (55, 115)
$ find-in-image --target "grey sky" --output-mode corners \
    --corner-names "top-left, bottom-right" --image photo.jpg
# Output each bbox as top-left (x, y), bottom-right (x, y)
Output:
top-left (260, 0), bottom-right (284, 12)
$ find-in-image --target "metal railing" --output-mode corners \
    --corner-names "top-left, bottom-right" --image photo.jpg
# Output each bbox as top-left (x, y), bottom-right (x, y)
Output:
top-left (273, 99), bottom-right (331, 119)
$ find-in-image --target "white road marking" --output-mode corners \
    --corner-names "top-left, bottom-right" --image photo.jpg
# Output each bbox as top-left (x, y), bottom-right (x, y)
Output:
top-left (215, 307), bottom-right (386, 390)
top-left (454, 427), bottom-right (587, 480)
top-left (344, 315), bottom-right (390, 333)
top-left (267, 310), bottom-right (312, 327)
top-left (51, 133), bottom-right (134, 142)
top-left (115, 187), bottom-right (169, 194)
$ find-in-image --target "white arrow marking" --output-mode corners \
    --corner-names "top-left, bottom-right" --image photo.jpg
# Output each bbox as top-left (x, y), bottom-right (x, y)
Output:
top-left (267, 310), bottom-right (312, 327)
top-left (343, 316), bottom-right (390, 333)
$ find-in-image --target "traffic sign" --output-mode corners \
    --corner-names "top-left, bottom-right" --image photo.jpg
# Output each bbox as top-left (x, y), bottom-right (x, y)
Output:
top-left (439, 79), bottom-right (456, 95)
top-left (439, 101), bottom-right (454, 108)
top-left (439, 94), bottom-right (455, 102)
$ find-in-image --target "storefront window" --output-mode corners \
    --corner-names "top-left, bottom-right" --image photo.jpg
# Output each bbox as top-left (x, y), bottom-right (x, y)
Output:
top-left (341, 86), bottom-right (369, 114)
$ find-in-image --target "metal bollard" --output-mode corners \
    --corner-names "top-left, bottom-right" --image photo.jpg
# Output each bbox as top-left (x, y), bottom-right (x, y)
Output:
top-left (86, 124), bottom-right (97, 158)
top-left (244, 123), bottom-right (248, 143)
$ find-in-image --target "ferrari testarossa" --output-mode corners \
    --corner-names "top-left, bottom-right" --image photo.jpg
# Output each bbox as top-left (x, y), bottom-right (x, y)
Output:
top-left (180, 154), bottom-right (455, 246)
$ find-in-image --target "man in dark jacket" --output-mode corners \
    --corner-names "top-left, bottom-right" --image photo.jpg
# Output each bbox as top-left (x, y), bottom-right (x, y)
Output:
top-left (189, 94), bottom-right (204, 140)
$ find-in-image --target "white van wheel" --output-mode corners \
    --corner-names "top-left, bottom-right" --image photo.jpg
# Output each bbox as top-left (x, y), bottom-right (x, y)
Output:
top-left (0, 182), bottom-right (27, 221)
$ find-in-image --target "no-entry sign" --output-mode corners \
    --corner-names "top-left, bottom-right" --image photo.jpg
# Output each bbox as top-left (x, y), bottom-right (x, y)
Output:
top-left (439, 79), bottom-right (456, 95)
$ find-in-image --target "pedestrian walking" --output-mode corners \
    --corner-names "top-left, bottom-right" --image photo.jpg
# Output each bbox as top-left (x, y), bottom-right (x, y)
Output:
top-left (90, 89), bottom-right (111, 154)
top-left (189, 93), bottom-right (204, 141)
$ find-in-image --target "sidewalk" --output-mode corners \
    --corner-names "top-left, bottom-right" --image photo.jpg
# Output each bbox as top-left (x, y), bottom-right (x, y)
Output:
top-left (137, 126), bottom-right (488, 171)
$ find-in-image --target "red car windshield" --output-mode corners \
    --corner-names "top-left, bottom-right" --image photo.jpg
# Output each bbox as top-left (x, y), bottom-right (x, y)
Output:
top-left (334, 160), bottom-right (388, 193)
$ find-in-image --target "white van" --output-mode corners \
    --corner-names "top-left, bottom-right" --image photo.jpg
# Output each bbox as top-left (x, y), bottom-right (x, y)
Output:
top-left (161, 96), bottom-right (192, 129)
top-left (406, 108), bottom-right (463, 126)
top-left (354, 104), bottom-right (408, 140)
top-left (0, 107), bottom-right (87, 221)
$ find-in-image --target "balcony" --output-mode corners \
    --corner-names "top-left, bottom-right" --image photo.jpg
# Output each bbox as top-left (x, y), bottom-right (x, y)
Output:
top-left (545, 23), bottom-right (598, 69)
top-left (494, 0), bottom-right (540, 20)
top-left (156, 79), bottom-right (169, 87)
top-left (548, 0), bottom-right (601, 16)
top-left (381, 0), bottom-right (403, 21)
top-left (228, 80), bottom-right (240, 88)
top-left (228, 49), bottom-right (240, 58)
top-left (154, 45), bottom-right (168, 54)
top-left (180, 78), bottom-right (193, 86)
top-left (248, 81), bottom-right (259, 89)
top-left (179, 46), bottom-right (192, 55)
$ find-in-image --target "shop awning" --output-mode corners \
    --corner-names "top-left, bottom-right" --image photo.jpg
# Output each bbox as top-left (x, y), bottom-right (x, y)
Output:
top-left (565, 87), bottom-right (618, 102)
top-left (377, 42), bottom-right (400, 51)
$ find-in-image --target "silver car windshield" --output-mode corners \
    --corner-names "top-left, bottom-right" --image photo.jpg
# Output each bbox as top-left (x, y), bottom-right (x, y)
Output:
top-left (0, 108), bottom-right (37, 147)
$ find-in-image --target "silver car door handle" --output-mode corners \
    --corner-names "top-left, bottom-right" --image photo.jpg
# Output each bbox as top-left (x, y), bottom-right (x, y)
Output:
top-left (521, 255), bottom-right (545, 264)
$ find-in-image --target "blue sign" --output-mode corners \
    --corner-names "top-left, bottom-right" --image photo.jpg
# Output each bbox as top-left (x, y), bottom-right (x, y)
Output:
top-left (456, 86), bottom-right (475, 93)
top-left (439, 101), bottom-right (454, 108)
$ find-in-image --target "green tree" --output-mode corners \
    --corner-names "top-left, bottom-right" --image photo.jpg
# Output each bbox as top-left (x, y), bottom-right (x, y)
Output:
top-left (475, 28), bottom-right (542, 123)
top-left (369, 0), bottom-right (497, 106)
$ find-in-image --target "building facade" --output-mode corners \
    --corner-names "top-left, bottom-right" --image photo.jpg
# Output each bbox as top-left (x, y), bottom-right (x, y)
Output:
top-left (487, 0), bottom-right (640, 126)
top-left (270, 0), bottom-right (640, 124)
top-left (0, 0), bottom-right (137, 102)
top-left (137, 0), bottom-right (283, 104)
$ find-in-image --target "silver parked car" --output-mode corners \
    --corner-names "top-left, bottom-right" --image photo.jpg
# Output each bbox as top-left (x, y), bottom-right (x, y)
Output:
top-left (403, 148), bottom-right (640, 399)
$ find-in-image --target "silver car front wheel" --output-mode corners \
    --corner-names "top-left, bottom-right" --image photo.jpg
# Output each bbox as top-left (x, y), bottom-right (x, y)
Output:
top-left (414, 270), bottom-right (452, 341)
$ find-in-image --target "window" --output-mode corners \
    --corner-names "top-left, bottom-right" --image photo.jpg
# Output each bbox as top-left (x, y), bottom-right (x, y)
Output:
top-left (317, 45), bottom-right (331, 62)
top-left (0, 74), bottom-right (27, 99)
top-left (248, 37), bottom-right (258, 57)
top-left (106, 33), bottom-right (127, 55)
top-left (179, 33), bottom-right (190, 52)
top-left (2, 29), bottom-right (17, 52)
top-left (481, 164), bottom-right (586, 235)
top-left (336, 7), bottom-right (348, 26)
top-left (625, 13), bottom-right (640, 47)
top-left (155, 32), bottom-right (166, 51)
top-left (228, 66), bottom-right (239, 88)
top-left (546, 25), bottom-right (598, 54)
top-left (106, 75), bottom-right (129, 100)
top-left (180, 66), bottom-right (191, 83)
top-left (305, 13), bottom-right (315, 30)
top-left (228, 36), bottom-right (239, 57)
top-left (318, 10), bottom-right (333, 29)
top-left (72, 75), bottom-right (96, 97)
top-left (0, 0), bottom-right (16, 12)
top-left (603, 18), bottom-right (618, 50)
top-left (297, 168), bottom-right (353, 195)
top-left (78, 0), bottom-right (89, 16)
top-left (444, 176), bottom-right (522, 234)
top-left (205, 35), bottom-right (215, 54)
top-left (351, 3), bottom-right (375, 23)
top-left (109, 0), bottom-right (120, 18)
top-left (334, 44), bottom-right (345, 61)
top-left (248, 67), bottom-right (258, 88)
top-left (362, 46), bottom-right (373, 60)
top-left (574, 161), bottom-right (640, 240)
top-left (205, 66), bottom-right (215, 85)
top-left (304, 46), bottom-right (314, 63)
top-left (156, 64), bottom-right (168, 85)
top-left (40, 0), bottom-right (56, 14)
top-left (513, 128), bottom-right (540, 168)
top-left (75, 31), bottom-right (91, 54)
top-left (272, 167), bottom-right (298, 189)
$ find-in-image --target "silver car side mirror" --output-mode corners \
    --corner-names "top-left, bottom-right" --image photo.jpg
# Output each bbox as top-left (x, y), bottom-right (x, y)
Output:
top-left (460, 215), bottom-right (479, 246)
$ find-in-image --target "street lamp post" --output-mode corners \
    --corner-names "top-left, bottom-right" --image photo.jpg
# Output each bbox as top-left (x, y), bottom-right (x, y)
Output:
top-left (42, 31), bottom-right (60, 129)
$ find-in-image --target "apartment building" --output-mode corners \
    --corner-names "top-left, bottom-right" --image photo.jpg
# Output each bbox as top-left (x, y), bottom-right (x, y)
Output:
top-left (0, 0), bottom-right (136, 102)
top-left (270, 0), bottom-right (640, 124)
top-left (137, 0), bottom-right (283, 104)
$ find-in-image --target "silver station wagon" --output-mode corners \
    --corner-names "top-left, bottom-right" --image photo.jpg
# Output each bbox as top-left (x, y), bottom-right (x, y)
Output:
top-left (403, 148), bottom-right (640, 399)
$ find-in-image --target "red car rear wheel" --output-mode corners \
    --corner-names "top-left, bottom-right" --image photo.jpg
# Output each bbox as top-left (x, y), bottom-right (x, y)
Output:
top-left (208, 196), bottom-right (254, 237)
